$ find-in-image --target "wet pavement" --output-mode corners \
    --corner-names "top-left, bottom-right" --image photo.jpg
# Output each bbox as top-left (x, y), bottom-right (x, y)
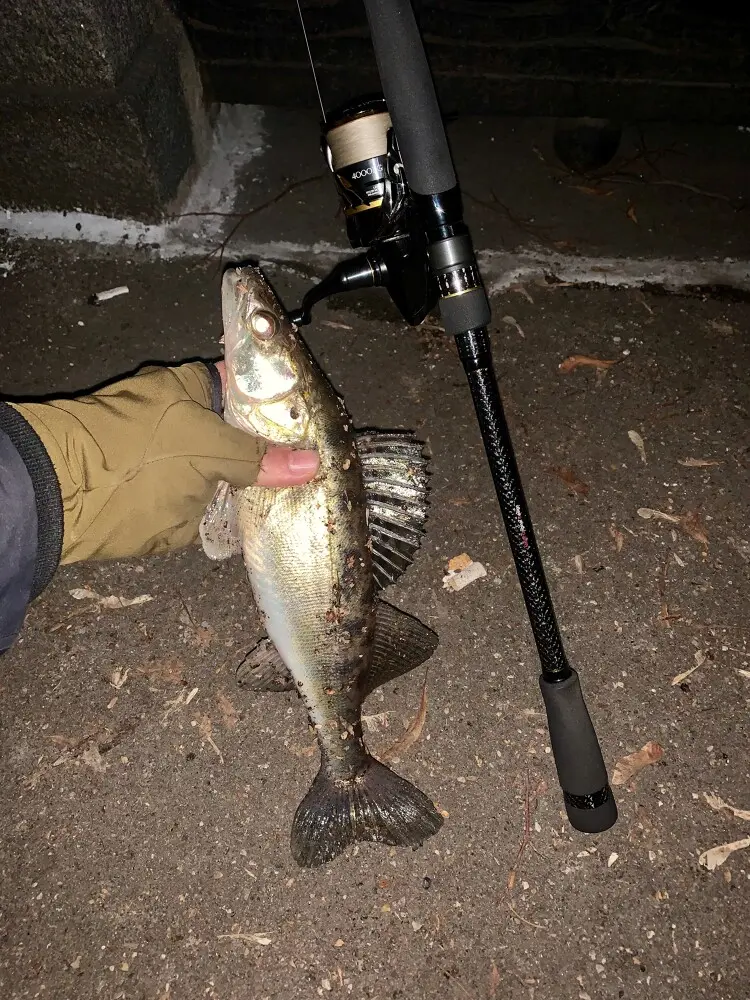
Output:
top-left (1, 125), bottom-right (749, 999)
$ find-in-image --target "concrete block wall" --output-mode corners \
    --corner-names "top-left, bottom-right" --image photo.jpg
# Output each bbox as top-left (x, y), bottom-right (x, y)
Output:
top-left (0, 0), bottom-right (213, 220)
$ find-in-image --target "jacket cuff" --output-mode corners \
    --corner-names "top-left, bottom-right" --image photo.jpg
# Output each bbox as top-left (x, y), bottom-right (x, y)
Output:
top-left (204, 362), bottom-right (224, 415)
top-left (0, 402), bottom-right (64, 599)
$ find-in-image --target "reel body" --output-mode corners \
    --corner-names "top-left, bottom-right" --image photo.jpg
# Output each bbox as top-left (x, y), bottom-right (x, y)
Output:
top-left (289, 95), bottom-right (436, 328)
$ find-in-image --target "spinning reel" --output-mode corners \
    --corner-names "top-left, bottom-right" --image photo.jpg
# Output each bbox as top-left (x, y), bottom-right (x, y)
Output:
top-left (289, 95), bottom-right (436, 328)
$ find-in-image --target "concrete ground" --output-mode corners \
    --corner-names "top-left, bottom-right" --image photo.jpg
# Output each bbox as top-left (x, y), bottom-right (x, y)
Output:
top-left (1, 110), bottom-right (749, 1000)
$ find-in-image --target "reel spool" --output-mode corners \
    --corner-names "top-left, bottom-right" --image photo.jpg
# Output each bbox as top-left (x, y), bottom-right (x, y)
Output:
top-left (323, 96), bottom-right (407, 249)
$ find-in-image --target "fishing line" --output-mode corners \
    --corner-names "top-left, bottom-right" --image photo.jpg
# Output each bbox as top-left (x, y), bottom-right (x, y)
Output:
top-left (296, 0), bottom-right (326, 122)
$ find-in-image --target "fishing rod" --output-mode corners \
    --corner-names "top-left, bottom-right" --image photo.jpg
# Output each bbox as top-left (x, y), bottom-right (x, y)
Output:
top-left (289, 0), bottom-right (617, 835)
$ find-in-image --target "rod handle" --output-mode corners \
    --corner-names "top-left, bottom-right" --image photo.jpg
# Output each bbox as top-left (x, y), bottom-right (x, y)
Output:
top-left (362, 0), bottom-right (456, 195)
top-left (539, 670), bottom-right (617, 834)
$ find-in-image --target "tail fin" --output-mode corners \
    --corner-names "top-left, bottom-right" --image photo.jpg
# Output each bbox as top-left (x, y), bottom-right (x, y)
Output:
top-left (291, 757), bottom-right (443, 868)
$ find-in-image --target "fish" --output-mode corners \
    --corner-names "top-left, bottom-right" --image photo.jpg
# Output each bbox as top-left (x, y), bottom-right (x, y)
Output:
top-left (199, 265), bottom-right (443, 867)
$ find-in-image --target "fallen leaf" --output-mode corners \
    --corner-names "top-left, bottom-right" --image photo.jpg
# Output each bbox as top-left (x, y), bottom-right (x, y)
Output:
top-left (703, 792), bottom-right (750, 822)
top-left (110, 667), bottom-right (130, 690)
top-left (672, 649), bottom-right (705, 685)
top-left (502, 315), bottom-right (525, 338)
top-left (673, 553), bottom-right (685, 567)
top-left (573, 554), bottom-right (584, 575)
top-left (138, 657), bottom-right (185, 685)
top-left (198, 714), bottom-right (224, 763)
top-left (191, 624), bottom-right (216, 650)
top-left (671, 664), bottom-right (699, 685)
top-left (637, 507), bottom-right (680, 523)
top-left (69, 588), bottom-right (153, 609)
top-left (572, 184), bottom-right (614, 197)
top-left (699, 836), bottom-right (750, 871)
top-left (679, 511), bottom-right (709, 547)
top-left (707, 319), bottom-right (734, 336)
top-left (626, 203), bottom-right (638, 224)
top-left (609, 523), bottom-right (625, 551)
top-left (447, 553), bottom-right (473, 573)
top-left (218, 931), bottom-right (272, 946)
top-left (320, 320), bottom-right (353, 331)
top-left (509, 283), bottom-right (535, 304)
top-left (48, 734), bottom-right (74, 749)
top-left (628, 430), bottom-right (647, 464)
top-left (68, 587), bottom-right (101, 601)
top-left (179, 606), bottom-right (217, 650)
top-left (216, 691), bottom-right (240, 730)
top-left (612, 741), bottom-right (663, 787)
top-left (678, 458), bottom-right (722, 468)
top-left (559, 355), bottom-right (617, 374)
top-left (362, 711), bottom-right (392, 733)
top-left (380, 669), bottom-right (429, 762)
top-left (637, 506), bottom-right (708, 547)
top-left (161, 686), bottom-right (198, 726)
top-left (81, 744), bottom-right (109, 774)
top-left (550, 465), bottom-right (589, 496)
top-left (489, 961), bottom-right (502, 998)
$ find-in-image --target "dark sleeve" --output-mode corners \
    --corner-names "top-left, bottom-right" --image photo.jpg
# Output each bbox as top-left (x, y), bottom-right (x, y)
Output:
top-left (0, 403), bottom-right (64, 654)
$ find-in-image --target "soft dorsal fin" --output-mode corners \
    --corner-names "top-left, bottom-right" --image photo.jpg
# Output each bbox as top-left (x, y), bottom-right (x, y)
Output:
top-left (356, 432), bottom-right (430, 590)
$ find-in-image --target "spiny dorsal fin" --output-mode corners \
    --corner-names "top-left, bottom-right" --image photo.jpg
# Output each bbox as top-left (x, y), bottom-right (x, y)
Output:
top-left (356, 432), bottom-right (429, 590)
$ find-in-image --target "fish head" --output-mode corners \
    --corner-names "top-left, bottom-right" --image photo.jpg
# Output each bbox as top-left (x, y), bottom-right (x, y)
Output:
top-left (221, 266), bottom-right (310, 445)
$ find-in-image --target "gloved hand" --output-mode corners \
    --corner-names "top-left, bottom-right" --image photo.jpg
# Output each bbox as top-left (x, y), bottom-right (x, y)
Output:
top-left (9, 361), bottom-right (318, 564)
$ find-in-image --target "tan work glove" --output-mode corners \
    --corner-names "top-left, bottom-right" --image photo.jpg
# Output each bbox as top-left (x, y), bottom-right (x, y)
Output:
top-left (8, 362), bottom-right (305, 563)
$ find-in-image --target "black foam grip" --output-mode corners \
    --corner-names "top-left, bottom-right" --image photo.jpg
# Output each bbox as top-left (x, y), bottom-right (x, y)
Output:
top-left (362, 0), bottom-right (456, 195)
top-left (438, 289), bottom-right (491, 336)
top-left (539, 670), bottom-right (618, 834)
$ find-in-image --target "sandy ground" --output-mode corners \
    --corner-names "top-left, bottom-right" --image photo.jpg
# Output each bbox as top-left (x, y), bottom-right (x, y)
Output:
top-left (1, 112), bottom-right (749, 999)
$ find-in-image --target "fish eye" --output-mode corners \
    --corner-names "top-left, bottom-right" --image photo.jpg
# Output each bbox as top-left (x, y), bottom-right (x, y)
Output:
top-left (250, 310), bottom-right (277, 340)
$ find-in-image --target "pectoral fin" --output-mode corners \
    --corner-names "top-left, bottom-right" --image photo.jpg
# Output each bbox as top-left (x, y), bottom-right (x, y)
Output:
top-left (199, 480), bottom-right (243, 560)
top-left (236, 637), bottom-right (295, 692)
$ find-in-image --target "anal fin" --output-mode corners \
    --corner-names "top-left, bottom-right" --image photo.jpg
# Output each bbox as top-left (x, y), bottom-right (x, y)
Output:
top-left (356, 432), bottom-right (429, 590)
top-left (236, 637), bottom-right (295, 692)
top-left (359, 601), bottom-right (438, 698)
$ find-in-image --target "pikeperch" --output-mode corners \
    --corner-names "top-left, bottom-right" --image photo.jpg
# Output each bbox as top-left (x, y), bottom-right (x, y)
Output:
top-left (200, 265), bottom-right (443, 867)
